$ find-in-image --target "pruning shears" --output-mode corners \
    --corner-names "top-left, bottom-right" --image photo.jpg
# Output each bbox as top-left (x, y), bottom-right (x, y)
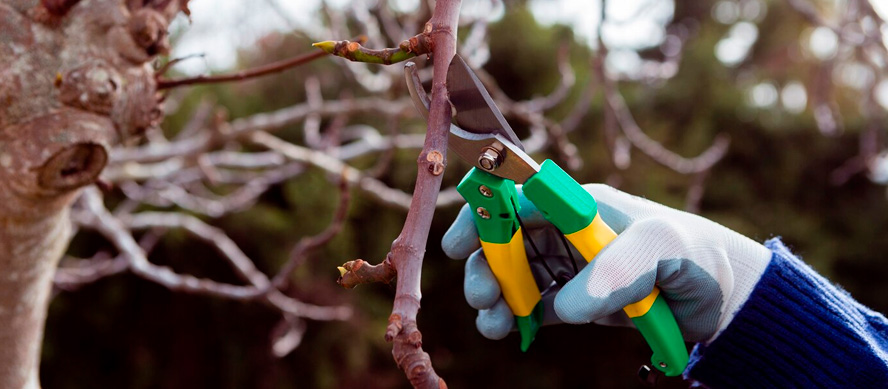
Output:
top-left (404, 56), bottom-right (689, 377)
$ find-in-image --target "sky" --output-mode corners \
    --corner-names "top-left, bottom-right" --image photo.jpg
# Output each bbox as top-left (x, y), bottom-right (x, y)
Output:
top-left (168, 0), bottom-right (674, 75)
top-left (167, 0), bottom-right (888, 110)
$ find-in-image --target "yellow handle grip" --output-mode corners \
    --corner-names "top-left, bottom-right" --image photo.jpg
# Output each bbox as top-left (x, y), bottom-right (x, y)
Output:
top-left (480, 228), bottom-right (541, 317)
top-left (564, 213), bottom-right (660, 317)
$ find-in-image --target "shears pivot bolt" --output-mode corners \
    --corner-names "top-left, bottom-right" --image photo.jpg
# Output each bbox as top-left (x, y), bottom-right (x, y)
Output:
top-left (478, 147), bottom-right (502, 171)
top-left (478, 185), bottom-right (493, 197)
top-left (476, 207), bottom-right (491, 219)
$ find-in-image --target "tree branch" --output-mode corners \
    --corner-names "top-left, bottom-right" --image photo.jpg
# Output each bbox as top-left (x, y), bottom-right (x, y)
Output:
top-left (382, 1), bottom-right (461, 387)
top-left (76, 188), bottom-right (352, 322)
top-left (79, 188), bottom-right (264, 299)
top-left (248, 131), bottom-right (415, 208)
top-left (519, 44), bottom-right (575, 112)
top-left (331, 1), bottom-right (462, 387)
top-left (53, 228), bottom-right (162, 291)
top-left (337, 258), bottom-right (396, 288)
top-left (313, 28), bottom-right (434, 65)
top-left (271, 173), bottom-right (351, 289)
top-left (312, 39), bottom-right (417, 65)
top-left (601, 70), bottom-right (730, 174)
top-left (110, 97), bottom-right (415, 164)
top-left (156, 38), bottom-right (366, 89)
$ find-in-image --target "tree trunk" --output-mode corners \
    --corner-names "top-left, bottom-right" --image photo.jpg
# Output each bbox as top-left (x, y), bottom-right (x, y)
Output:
top-left (0, 209), bottom-right (71, 389)
top-left (0, 1), bottom-right (186, 387)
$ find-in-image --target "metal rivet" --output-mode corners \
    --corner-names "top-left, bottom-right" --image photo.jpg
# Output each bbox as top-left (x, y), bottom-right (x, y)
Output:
top-left (478, 185), bottom-right (493, 198)
top-left (478, 147), bottom-right (501, 171)
top-left (476, 207), bottom-right (491, 219)
top-left (658, 362), bottom-right (667, 369)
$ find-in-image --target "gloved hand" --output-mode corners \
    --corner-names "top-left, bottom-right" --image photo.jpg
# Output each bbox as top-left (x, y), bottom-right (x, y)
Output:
top-left (442, 184), bottom-right (773, 344)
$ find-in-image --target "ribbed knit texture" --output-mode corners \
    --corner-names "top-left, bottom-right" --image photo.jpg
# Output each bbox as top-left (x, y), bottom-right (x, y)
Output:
top-left (684, 238), bottom-right (888, 388)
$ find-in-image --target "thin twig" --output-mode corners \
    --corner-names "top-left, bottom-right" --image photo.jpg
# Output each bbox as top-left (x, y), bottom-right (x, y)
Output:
top-left (80, 188), bottom-right (263, 299)
top-left (77, 188), bottom-right (352, 321)
top-left (118, 163), bottom-right (304, 218)
top-left (110, 97), bottom-right (415, 164)
top-left (249, 131), bottom-right (413, 208)
top-left (157, 48), bottom-right (329, 89)
top-left (156, 53), bottom-right (206, 77)
top-left (271, 173), bottom-right (351, 289)
top-left (560, 70), bottom-right (597, 134)
top-left (602, 76), bottom-right (731, 174)
top-left (470, 66), bottom-right (583, 169)
top-left (684, 170), bottom-right (711, 213)
top-left (303, 76), bottom-right (324, 149)
top-left (521, 44), bottom-right (575, 112)
top-left (368, 115), bottom-right (401, 178)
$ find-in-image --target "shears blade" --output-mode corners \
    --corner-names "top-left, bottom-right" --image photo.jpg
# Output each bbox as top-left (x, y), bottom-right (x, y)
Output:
top-left (446, 55), bottom-right (525, 151)
top-left (404, 59), bottom-right (540, 183)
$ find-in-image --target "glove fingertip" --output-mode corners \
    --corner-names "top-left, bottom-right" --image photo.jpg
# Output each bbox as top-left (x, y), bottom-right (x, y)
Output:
top-left (442, 205), bottom-right (480, 259)
top-left (553, 284), bottom-right (595, 324)
top-left (476, 299), bottom-right (514, 340)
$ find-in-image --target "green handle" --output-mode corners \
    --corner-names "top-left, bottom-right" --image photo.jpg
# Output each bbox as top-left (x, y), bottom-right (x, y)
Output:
top-left (523, 160), bottom-right (689, 375)
top-left (522, 160), bottom-right (597, 235)
top-left (631, 293), bottom-right (689, 376)
top-left (457, 168), bottom-right (543, 351)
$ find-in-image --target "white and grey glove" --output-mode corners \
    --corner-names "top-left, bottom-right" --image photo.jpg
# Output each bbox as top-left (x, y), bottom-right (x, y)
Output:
top-left (442, 184), bottom-right (772, 344)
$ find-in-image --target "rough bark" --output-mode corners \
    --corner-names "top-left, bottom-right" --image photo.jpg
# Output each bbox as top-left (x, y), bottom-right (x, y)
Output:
top-left (0, 1), bottom-right (186, 387)
top-left (383, 1), bottom-right (460, 388)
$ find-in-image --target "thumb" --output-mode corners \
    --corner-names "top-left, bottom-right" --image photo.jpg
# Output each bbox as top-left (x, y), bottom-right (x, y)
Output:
top-left (554, 218), bottom-right (683, 324)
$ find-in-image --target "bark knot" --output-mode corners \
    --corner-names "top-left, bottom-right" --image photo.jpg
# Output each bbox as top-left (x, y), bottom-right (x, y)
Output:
top-left (37, 142), bottom-right (108, 192)
top-left (128, 8), bottom-right (170, 56)
top-left (58, 62), bottom-right (121, 115)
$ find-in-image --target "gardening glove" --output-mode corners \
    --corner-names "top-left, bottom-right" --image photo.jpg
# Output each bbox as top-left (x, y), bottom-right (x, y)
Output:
top-left (442, 184), bottom-right (772, 344)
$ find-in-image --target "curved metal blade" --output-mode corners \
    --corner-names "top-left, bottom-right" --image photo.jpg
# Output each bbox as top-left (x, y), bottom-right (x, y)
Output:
top-left (404, 60), bottom-right (539, 183)
top-left (447, 55), bottom-right (525, 151)
top-left (404, 62), bottom-right (429, 119)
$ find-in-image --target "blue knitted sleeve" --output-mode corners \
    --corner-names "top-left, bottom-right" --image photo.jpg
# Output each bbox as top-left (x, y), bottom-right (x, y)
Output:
top-left (684, 238), bottom-right (888, 387)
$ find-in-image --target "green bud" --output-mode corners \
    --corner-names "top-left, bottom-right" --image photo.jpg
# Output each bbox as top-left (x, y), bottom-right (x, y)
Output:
top-left (312, 41), bottom-right (337, 54)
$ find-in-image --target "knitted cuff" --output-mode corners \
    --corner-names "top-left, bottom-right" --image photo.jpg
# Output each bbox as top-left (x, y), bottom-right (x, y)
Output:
top-left (684, 238), bottom-right (888, 387)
